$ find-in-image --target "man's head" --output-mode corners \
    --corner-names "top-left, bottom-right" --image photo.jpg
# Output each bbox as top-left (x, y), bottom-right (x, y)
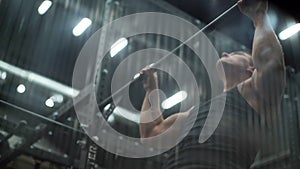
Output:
top-left (216, 51), bottom-right (254, 89)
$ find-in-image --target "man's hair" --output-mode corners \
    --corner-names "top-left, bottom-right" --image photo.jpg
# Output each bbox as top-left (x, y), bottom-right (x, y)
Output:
top-left (237, 51), bottom-right (253, 67)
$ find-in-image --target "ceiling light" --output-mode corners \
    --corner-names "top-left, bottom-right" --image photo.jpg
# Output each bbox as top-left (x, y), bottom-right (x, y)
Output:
top-left (72, 18), bottom-right (92, 36)
top-left (45, 98), bottom-right (55, 108)
top-left (279, 23), bottom-right (300, 40)
top-left (0, 71), bottom-right (6, 80)
top-left (17, 84), bottom-right (26, 94)
top-left (110, 38), bottom-right (128, 57)
top-left (162, 91), bottom-right (188, 109)
top-left (50, 94), bottom-right (64, 103)
top-left (104, 103), bottom-right (111, 111)
top-left (38, 0), bottom-right (52, 15)
top-left (48, 131), bottom-right (53, 135)
top-left (113, 106), bottom-right (140, 123)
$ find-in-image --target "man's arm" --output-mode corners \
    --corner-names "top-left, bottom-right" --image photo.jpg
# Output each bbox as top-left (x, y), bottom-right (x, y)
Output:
top-left (239, 0), bottom-right (286, 103)
top-left (139, 68), bottom-right (191, 139)
top-left (139, 69), bottom-right (164, 138)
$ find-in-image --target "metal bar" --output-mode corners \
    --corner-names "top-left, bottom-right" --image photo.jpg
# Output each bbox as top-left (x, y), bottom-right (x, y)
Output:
top-left (0, 123), bottom-right (47, 166)
top-left (0, 85), bottom-right (92, 166)
top-left (21, 148), bottom-right (72, 167)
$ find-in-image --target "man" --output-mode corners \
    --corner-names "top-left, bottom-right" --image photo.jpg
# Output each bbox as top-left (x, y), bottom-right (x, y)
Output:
top-left (139, 0), bottom-right (286, 168)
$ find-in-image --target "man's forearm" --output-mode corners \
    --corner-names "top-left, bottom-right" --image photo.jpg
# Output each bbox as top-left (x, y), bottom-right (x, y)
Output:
top-left (140, 89), bottom-right (164, 138)
top-left (252, 14), bottom-right (284, 69)
top-left (141, 91), bottom-right (163, 123)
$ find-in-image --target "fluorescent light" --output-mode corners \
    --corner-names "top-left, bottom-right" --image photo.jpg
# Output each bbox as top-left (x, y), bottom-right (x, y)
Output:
top-left (28, 73), bottom-right (79, 98)
top-left (279, 23), bottom-right (300, 40)
top-left (45, 98), bottom-right (55, 108)
top-left (162, 91), bottom-right (188, 109)
top-left (0, 60), bottom-right (79, 98)
top-left (72, 18), bottom-right (92, 36)
top-left (114, 106), bottom-right (140, 123)
top-left (38, 0), bottom-right (52, 15)
top-left (104, 103), bottom-right (111, 111)
top-left (110, 38), bottom-right (128, 57)
top-left (17, 84), bottom-right (26, 93)
top-left (45, 95), bottom-right (64, 108)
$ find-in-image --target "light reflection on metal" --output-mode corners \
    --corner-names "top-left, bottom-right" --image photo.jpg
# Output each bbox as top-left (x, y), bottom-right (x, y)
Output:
top-left (0, 60), bottom-right (79, 98)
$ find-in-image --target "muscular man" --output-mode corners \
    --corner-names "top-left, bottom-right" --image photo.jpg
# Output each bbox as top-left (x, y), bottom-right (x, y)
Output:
top-left (139, 0), bottom-right (286, 168)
